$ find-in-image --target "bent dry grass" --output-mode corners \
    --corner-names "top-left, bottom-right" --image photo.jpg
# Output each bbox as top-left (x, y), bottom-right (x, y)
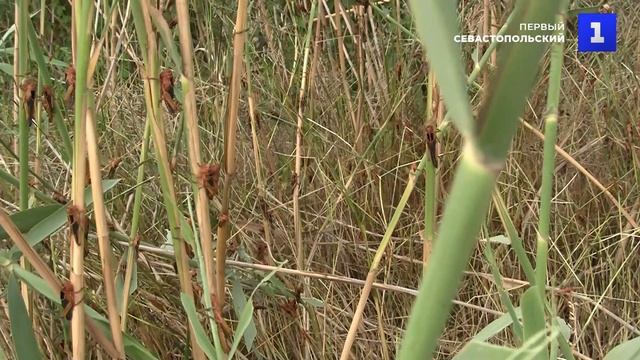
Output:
top-left (0, 0), bottom-right (639, 359)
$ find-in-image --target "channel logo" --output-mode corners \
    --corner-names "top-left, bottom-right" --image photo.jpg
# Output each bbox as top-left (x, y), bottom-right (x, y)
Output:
top-left (577, 13), bottom-right (616, 52)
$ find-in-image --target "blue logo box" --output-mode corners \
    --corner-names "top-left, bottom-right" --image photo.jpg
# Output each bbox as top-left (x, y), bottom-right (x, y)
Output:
top-left (577, 13), bottom-right (616, 52)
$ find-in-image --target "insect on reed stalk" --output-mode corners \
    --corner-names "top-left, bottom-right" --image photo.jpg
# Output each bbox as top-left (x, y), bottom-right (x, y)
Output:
top-left (424, 124), bottom-right (438, 168)
top-left (20, 78), bottom-right (37, 127)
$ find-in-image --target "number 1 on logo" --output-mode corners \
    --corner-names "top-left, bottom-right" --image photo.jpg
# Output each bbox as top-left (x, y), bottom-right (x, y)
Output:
top-left (590, 22), bottom-right (605, 43)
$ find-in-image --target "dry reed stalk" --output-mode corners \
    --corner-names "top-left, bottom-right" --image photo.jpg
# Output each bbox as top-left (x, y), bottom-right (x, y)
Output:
top-left (70, 8), bottom-right (90, 356)
top-left (135, 0), bottom-right (205, 357)
top-left (174, 0), bottom-right (215, 312)
top-left (174, 0), bottom-right (229, 350)
top-left (85, 96), bottom-right (125, 356)
top-left (292, 2), bottom-right (319, 357)
top-left (245, 61), bottom-right (273, 255)
top-left (217, 0), bottom-right (249, 315)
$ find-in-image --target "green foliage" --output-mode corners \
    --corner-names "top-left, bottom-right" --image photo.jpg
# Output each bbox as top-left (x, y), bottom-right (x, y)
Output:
top-left (0, 205), bottom-right (61, 240)
top-left (7, 275), bottom-right (42, 360)
top-left (604, 336), bottom-right (640, 360)
top-left (6, 179), bottom-right (119, 260)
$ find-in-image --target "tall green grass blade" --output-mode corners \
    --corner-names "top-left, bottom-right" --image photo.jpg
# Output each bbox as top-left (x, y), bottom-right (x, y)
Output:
top-left (473, 308), bottom-right (522, 342)
top-left (407, 0), bottom-right (474, 136)
top-left (604, 336), bottom-right (640, 360)
top-left (148, 6), bottom-right (182, 73)
top-left (492, 190), bottom-right (536, 283)
top-left (180, 293), bottom-right (218, 359)
top-left (228, 298), bottom-right (254, 358)
top-left (398, 1), bottom-right (562, 358)
top-left (91, 320), bottom-right (159, 360)
top-left (0, 205), bottom-right (60, 239)
top-left (483, 243), bottom-right (523, 341)
top-left (476, 1), bottom-right (561, 159)
top-left (7, 275), bottom-right (42, 360)
top-left (453, 341), bottom-right (515, 360)
top-left (521, 286), bottom-right (547, 360)
top-left (231, 278), bottom-right (257, 351)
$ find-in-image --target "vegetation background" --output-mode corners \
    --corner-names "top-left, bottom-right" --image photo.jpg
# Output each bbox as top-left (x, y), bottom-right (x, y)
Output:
top-left (0, 0), bottom-right (638, 359)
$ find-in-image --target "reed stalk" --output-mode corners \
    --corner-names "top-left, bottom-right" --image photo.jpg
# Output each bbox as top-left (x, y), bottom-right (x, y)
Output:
top-left (398, 1), bottom-right (562, 358)
top-left (534, 0), bottom-right (568, 297)
top-left (16, 0), bottom-right (29, 212)
top-left (422, 69), bottom-right (438, 267)
top-left (85, 94), bottom-right (124, 356)
top-left (217, 0), bottom-right (249, 314)
top-left (174, 0), bottom-right (216, 325)
top-left (130, 1), bottom-right (204, 357)
top-left (68, 0), bottom-right (96, 356)
top-left (174, 0), bottom-right (227, 352)
top-left (15, 0), bottom-right (32, 315)
top-left (120, 119), bottom-right (150, 330)
top-left (293, 2), bottom-right (317, 355)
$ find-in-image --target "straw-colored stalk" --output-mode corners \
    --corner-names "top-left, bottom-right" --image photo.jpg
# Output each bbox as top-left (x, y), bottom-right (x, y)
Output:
top-left (354, 4), bottom-right (365, 153)
top-left (69, 0), bottom-right (96, 356)
top-left (15, 0), bottom-right (31, 312)
top-left (130, 1), bottom-right (204, 357)
top-left (0, 209), bottom-right (121, 358)
top-left (174, 0), bottom-right (228, 352)
top-left (217, 0), bottom-right (249, 311)
top-left (293, 2), bottom-right (318, 355)
top-left (85, 94), bottom-right (124, 356)
top-left (174, 0), bottom-right (216, 323)
top-left (422, 69), bottom-right (439, 266)
top-left (244, 57), bottom-right (273, 259)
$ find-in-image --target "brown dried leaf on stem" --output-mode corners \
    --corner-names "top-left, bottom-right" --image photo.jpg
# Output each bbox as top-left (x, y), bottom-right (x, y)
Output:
top-left (159, 69), bottom-right (180, 114)
top-left (64, 65), bottom-right (76, 106)
top-left (197, 163), bottom-right (221, 199)
top-left (21, 78), bottom-right (37, 126)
